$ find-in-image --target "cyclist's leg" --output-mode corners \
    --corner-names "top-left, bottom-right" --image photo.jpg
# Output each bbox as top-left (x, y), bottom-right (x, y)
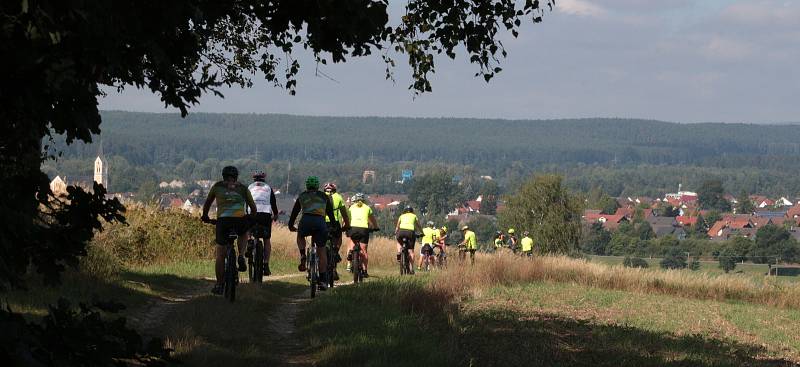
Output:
top-left (215, 245), bottom-right (226, 284)
top-left (362, 243), bottom-right (369, 272)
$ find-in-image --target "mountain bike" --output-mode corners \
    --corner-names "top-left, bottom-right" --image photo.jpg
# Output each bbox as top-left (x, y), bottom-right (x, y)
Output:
top-left (205, 219), bottom-right (238, 303)
top-left (305, 244), bottom-right (320, 298)
top-left (324, 224), bottom-right (341, 289)
top-left (247, 223), bottom-right (267, 284)
top-left (433, 244), bottom-right (447, 269)
top-left (399, 236), bottom-right (415, 275)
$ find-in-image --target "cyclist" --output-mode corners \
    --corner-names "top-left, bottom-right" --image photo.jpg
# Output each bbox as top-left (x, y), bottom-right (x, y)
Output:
top-left (395, 205), bottom-right (423, 273)
top-left (493, 231), bottom-right (505, 253)
top-left (245, 170), bottom-right (279, 276)
top-left (520, 231), bottom-right (534, 258)
top-left (346, 193), bottom-right (378, 277)
top-left (288, 176), bottom-right (338, 291)
top-left (507, 228), bottom-right (518, 254)
top-left (323, 182), bottom-right (350, 280)
top-left (201, 166), bottom-right (258, 295)
top-left (432, 225), bottom-right (449, 265)
top-left (459, 225), bottom-right (478, 265)
top-left (417, 221), bottom-right (438, 271)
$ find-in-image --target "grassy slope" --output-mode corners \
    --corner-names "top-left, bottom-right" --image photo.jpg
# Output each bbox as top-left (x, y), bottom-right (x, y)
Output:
top-left (7, 207), bottom-right (800, 366)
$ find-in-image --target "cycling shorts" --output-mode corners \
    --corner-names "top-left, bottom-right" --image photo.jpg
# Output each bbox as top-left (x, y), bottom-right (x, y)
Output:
top-left (299, 215), bottom-right (328, 247)
top-left (348, 227), bottom-right (371, 244)
top-left (249, 213), bottom-right (272, 239)
top-left (396, 230), bottom-right (416, 249)
top-left (420, 243), bottom-right (433, 256)
top-left (215, 217), bottom-right (248, 246)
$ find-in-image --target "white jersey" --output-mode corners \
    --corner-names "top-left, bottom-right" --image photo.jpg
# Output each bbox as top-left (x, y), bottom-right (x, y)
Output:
top-left (248, 182), bottom-right (273, 214)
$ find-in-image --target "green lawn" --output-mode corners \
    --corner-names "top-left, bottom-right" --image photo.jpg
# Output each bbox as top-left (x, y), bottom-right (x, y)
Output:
top-left (298, 273), bottom-right (800, 367)
top-left (587, 255), bottom-right (799, 283)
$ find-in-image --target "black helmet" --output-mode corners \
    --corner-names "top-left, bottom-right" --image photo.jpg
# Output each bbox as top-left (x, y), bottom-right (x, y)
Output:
top-left (404, 205), bottom-right (414, 213)
top-left (222, 166), bottom-right (238, 179)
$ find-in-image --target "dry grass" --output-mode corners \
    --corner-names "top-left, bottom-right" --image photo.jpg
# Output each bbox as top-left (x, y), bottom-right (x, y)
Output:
top-left (423, 253), bottom-right (800, 311)
top-left (269, 224), bottom-right (399, 268)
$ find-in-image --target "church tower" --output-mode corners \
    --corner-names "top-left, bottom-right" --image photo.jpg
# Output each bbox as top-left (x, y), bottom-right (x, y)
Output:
top-left (93, 141), bottom-right (108, 189)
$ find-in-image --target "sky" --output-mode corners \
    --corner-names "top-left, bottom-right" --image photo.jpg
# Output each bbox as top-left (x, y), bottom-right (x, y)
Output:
top-left (99, 0), bottom-right (800, 123)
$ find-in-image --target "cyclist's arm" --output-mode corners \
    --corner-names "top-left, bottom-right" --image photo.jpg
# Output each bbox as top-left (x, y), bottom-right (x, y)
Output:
top-left (340, 204), bottom-right (350, 228)
top-left (324, 195), bottom-right (336, 225)
top-left (270, 189), bottom-right (278, 219)
top-left (201, 190), bottom-right (216, 218)
top-left (394, 219), bottom-right (400, 234)
top-left (245, 189), bottom-right (257, 216)
top-left (288, 199), bottom-right (301, 227)
top-left (414, 219), bottom-right (423, 234)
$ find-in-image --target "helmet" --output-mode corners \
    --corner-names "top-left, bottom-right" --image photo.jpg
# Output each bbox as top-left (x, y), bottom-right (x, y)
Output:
top-left (305, 176), bottom-right (320, 190)
top-left (353, 193), bottom-right (366, 202)
top-left (427, 221), bottom-right (435, 227)
top-left (323, 182), bottom-right (337, 192)
top-left (523, 231), bottom-right (530, 236)
top-left (495, 231), bottom-right (502, 236)
top-left (404, 205), bottom-right (414, 213)
top-left (222, 166), bottom-right (238, 179)
top-left (508, 228), bottom-right (515, 234)
top-left (441, 226), bottom-right (448, 233)
top-left (252, 170), bottom-right (266, 181)
top-left (461, 225), bottom-right (469, 231)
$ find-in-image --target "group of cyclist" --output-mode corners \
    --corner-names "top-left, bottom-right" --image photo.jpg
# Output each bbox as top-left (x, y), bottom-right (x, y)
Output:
top-left (201, 166), bottom-right (535, 295)
top-left (494, 228), bottom-right (535, 257)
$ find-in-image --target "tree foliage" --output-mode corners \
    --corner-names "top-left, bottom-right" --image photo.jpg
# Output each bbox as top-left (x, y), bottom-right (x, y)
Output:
top-left (499, 175), bottom-right (583, 254)
top-left (697, 179), bottom-right (731, 212)
top-left (408, 173), bottom-right (464, 218)
top-left (735, 190), bottom-right (755, 214)
top-left (659, 248), bottom-right (688, 270)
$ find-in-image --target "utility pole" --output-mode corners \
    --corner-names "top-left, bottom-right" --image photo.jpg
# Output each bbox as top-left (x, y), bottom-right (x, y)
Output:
top-left (254, 147), bottom-right (260, 162)
top-left (286, 161), bottom-right (291, 194)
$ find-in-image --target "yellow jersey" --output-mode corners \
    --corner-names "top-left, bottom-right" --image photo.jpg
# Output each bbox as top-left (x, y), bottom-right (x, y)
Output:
top-left (349, 203), bottom-right (373, 229)
top-left (397, 212), bottom-right (417, 231)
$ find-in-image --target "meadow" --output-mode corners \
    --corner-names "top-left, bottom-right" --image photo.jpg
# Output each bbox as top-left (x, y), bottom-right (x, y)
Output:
top-left (4, 207), bottom-right (799, 366)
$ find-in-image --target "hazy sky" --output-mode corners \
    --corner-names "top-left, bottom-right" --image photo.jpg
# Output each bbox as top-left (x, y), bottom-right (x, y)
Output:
top-left (100, 0), bottom-right (800, 123)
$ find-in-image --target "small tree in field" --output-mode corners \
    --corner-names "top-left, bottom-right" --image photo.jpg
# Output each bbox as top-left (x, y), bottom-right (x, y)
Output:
top-left (719, 256), bottom-right (737, 273)
top-left (623, 256), bottom-right (649, 269)
top-left (660, 248), bottom-right (688, 269)
top-left (499, 175), bottom-right (583, 254)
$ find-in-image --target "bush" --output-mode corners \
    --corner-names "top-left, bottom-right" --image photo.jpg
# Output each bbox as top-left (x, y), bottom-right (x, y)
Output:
top-left (689, 258), bottom-right (701, 271)
top-left (719, 256), bottom-right (737, 273)
top-left (660, 248), bottom-right (688, 270)
top-left (78, 245), bottom-right (122, 280)
top-left (622, 256), bottom-right (649, 269)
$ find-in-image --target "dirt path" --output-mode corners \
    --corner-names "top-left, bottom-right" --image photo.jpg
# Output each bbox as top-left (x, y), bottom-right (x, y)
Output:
top-left (128, 282), bottom-right (209, 338)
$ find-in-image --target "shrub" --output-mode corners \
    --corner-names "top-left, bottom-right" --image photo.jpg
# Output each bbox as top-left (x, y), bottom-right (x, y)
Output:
top-left (78, 244), bottom-right (122, 280)
top-left (660, 248), bottom-right (687, 270)
top-left (689, 258), bottom-right (701, 271)
top-left (623, 256), bottom-right (649, 269)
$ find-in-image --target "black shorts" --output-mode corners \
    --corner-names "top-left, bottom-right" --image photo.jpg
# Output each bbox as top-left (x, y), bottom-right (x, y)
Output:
top-left (299, 215), bottom-right (328, 247)
top-left (249, 213), bottom-right (272, 239)
top-left (396, 230), bottom-right (416, 249)
top-left (348, 227), bottom-right (371, 244)
top-left (215, 217), bottom-right (248, 246)
top-left (421, 244), bottom-right (433, 256)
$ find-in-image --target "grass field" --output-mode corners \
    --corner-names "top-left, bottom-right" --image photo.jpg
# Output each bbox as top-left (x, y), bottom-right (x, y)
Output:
top-left (5, 208), bottom-right (800, 366)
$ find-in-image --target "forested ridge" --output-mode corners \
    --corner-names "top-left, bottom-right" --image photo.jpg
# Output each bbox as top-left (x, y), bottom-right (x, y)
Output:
top-left (47, 111), bottom-right (800, 196)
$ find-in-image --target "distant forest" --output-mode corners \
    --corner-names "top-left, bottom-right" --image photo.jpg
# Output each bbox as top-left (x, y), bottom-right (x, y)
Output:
top-left (43, 111), bottom-right (800, 197)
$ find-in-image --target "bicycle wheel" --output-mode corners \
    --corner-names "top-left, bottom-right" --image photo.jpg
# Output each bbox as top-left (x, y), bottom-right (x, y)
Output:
top-left (224, 247), bottom-right (237, 302)
top-left (247, 239), bottom-right (255, 282)
top-left (352, 247), bottom-right (361, 283)
top-left (327, 245), bottom-right (335, 288)
top-left (309, 250), bottom-right (317, 298)
top-left (254, 239), bottom-right (264, 283)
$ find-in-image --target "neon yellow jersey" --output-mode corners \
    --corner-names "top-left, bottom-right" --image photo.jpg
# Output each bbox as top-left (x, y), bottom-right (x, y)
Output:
top-left (464, 230), bottom-right (477, 250)
top-left (349, 203), bottom-right (373, 228)
top-left (398, 213), bottom-right (417, 231)
top-left (421, 227), bottom-right (437, 244)
top-left (521, 236), bottom-right (534, 252)
top-left (325, 192), bottom-right (345, 224)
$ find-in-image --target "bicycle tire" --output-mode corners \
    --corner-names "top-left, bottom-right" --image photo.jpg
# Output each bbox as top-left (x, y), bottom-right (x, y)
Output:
top-left (225, 247), bottom-right (237, 302)
top-left (309, 249), bottom-right (317, 298)
top-left (247, 239), bottom-right (255, 282)
top-left (352, 247), bottom-right (361, 283)
top-left (254, 239), bottom-right (264, 283)
top-left (326, 244), bottom-right (335, 288)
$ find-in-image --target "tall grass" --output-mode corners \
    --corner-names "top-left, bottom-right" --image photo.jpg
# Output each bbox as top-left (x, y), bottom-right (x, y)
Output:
top-left (91, 205), bottom-right (400, 270)
top-left (423, 254), bottom-right (800, 311)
